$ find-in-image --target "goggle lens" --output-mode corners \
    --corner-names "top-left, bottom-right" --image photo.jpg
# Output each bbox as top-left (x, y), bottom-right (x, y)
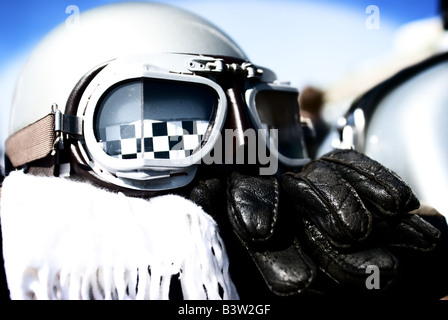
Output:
top-left (94, 79), bottom-right (217, 160)
top-left (254, 89), bottom-right (307, 161)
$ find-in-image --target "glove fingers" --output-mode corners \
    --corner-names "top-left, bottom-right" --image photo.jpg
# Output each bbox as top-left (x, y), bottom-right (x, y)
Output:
top-left (247, 238), bottom-right (317, 296)
top-left (282, 161), bottom-right (372, 248)
top-left (320, 149), bottom-right (420, 216)
top-left (371, 213), bottom-right (441, 252)
top-left (301, 218), bottom-right (398, 291)
top-left (227, 172), bottom-right (279, 243)
top-left (227, 172), bottom-right (316, 295)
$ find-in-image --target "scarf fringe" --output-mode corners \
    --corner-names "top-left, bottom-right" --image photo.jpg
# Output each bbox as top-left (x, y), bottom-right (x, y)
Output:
top-left (0, 171), bottom-right (238, 300)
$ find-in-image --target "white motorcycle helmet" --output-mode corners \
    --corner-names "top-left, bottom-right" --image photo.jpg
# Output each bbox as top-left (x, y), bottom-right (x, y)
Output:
top-left (5, 2), bottom-right (309, 194)
top-left (323, 50), bottom-right (448, 217)
top-left (319, 1), bottom-right (448, 217)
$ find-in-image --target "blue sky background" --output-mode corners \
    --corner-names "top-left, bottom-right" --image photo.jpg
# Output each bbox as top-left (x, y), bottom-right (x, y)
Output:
top-left (0, 0), bottom-right (442, 164)
top-left (0, 0), bottom-right (441, 76)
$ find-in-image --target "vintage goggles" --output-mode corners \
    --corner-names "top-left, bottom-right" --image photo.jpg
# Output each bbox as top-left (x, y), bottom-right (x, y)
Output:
top-left (6, 53), bottom-right (309, 191)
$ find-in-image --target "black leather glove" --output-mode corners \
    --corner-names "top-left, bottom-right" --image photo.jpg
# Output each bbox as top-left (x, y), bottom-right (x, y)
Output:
top-left (281, 149), bottom-right (442, 294)
top-left (189, 149), bottom-right (446, 298)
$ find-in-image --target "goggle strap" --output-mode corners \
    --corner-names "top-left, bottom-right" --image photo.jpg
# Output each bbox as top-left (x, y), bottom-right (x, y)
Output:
top-left (5, 106), bottom-right (82, 169)
top-left (6, 112), bottom-right (56, 168)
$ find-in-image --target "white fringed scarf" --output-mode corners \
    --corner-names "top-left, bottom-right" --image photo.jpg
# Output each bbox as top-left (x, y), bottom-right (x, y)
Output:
top-left (0, 171), bottom-right (238, 300)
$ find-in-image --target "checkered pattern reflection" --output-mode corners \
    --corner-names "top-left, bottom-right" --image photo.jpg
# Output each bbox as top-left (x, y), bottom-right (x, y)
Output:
top-left (98, 119), bottom-right (209, 160)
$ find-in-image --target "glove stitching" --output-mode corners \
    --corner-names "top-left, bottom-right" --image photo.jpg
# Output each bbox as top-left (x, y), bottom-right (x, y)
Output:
top-left (292, 238), bottom-right (315, 290)
top-left (228, 174), bottom-right (278, 243)
top-left (255, 238), bottom-right (315, 295)
top-left (320, 155), bottom-right (402, 213)
top-left (271, 177), bottom-right (279, 238)
top-left (297, 169), bottom-right (371, 245)
top-left (302, 218), bottom-right (384, 286)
